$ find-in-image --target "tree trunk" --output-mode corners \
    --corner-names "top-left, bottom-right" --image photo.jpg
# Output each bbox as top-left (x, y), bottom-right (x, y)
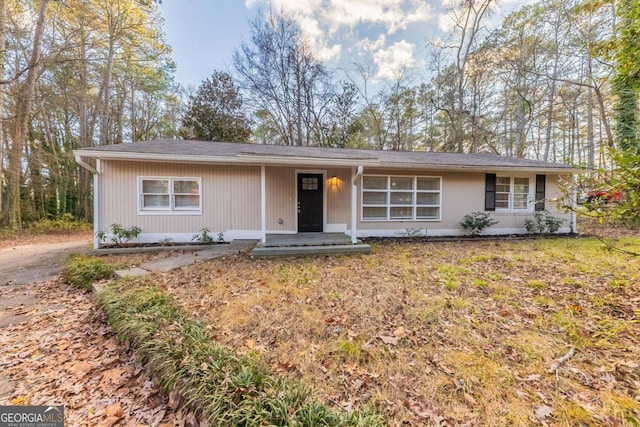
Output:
top-left (543, 58), bottom-right (558, 162)
top-left (78, 33), bottom-right (92, 220)
top-left (0, 0), bottom-right (6, 216)
top-left (6, 0), bottom-right (50, 228)
top-left (98, 37), bottom-right (116, 146)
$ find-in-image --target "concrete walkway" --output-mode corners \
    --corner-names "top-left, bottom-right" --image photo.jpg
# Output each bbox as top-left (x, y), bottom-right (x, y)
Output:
top-left (114, 240), bottom-right (256, 278)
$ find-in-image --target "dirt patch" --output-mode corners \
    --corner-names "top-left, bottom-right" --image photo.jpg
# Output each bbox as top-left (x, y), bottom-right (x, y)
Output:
top-left (158, 237), bottom-right (640, 426)
top-left (0, 279), bottom-right (188, 425)
top-left (0, 230), bottom-right (92, 250)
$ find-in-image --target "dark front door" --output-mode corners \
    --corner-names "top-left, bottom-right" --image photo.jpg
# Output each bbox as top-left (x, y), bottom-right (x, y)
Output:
top-left (297, 173), bottom-right (323, 232)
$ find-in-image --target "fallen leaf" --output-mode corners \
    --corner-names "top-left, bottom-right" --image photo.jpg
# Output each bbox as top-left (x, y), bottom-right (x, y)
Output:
top-left (100, 368), bottom-right (127, 385)
top-left (600, 373), bottom-right (616, 383)
top-left (405, 397), bottom-right (454, 426)
top-left (463, 392), bottom-right (477, 405)
top-left (185, 412), bottom-right (199, 427)
top-left (103, 402), bottom-right (124, 418)
top-left (69, 361), bottom-right (93, 377)
top-left (405, 397), bottom-right (441, 419)
top-left (533, 404), bottom-right (553, 422)
top-left (393, 326), bottom-right (408, 338)
top-left (377, 335), bottom-right (399, 345)
top-left (168, 390), bottom-right (182, 410)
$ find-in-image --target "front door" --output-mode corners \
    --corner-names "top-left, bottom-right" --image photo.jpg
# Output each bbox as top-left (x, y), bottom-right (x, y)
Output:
top-left (297, 173), bottom-right (323, 232)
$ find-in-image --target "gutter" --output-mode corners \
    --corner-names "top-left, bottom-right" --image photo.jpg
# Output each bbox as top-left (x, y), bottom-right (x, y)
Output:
top-left (74, 154), bottom-right (98, 174)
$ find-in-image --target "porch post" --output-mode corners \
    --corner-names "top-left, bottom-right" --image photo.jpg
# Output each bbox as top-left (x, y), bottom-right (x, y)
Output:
top-left (93, 159), bottom-right (101, 249)
top-left (350, 167), bottom-right (357, 244)
top-left (261, 164), bottom-right (266, 244)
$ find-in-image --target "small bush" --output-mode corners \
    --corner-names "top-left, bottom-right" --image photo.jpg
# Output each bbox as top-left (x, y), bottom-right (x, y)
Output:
top-left (31, 213), bottom-right (92, 233)
top-left (192, 228), bottom-right (225, 244)
top-left (97, 223), bottom-right (142, 245)
top-left (524, 212), bottom-right (564, 234)
top-left (63, 254), bottom-right (115, 291)
top-left (459, 212), bottom-right (499, 235)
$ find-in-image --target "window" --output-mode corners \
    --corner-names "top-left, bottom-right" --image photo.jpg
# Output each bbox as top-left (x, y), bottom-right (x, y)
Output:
top-left (492, 176), bottom-right (531, 211)
top-left (139, 177), bottom-right (201, 213)
top-left (301, 177), bottom-right (319, 190)
top-left (362, 175), bottom-right (441, 221)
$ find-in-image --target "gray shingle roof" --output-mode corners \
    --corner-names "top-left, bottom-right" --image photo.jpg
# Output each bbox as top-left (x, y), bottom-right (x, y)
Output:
top-left (75, 139), bottom-right (578, 172)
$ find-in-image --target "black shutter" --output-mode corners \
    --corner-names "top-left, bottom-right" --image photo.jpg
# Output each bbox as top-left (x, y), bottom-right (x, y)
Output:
top-left (535, 174), bottom-right (546, 211)
top-left (485, 173), bottom-right (496, 211)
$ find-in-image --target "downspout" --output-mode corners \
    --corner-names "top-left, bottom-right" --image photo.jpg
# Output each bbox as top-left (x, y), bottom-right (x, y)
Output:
top-left (74, 155), bottom-right (100, 249)
top-left (351, 166), bottom-right (363, 244)
top-left (74, 154), bottom-right (97, 174)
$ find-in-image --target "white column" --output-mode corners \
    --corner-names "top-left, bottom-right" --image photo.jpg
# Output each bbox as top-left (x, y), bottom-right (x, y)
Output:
top-left (571, 184), bottom-right (577, 234)
top-left (351, 167), bottom-right (357, 244)
top-left (93, 159), bottom-right (101, 249)
top-left (261, 164), bottom-right (266, 243)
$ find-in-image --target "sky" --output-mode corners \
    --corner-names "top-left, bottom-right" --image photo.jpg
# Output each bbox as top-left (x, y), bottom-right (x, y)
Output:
top-left (159, 0), bottom-right (530, 90)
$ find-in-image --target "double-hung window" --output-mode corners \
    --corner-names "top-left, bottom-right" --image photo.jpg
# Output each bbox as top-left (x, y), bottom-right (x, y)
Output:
top-left (495, 176), bottom-right (530, 211)
top-left (362, 175), bottom-right (441, 221)
top-left (139, 177), bottom-right (201, 213)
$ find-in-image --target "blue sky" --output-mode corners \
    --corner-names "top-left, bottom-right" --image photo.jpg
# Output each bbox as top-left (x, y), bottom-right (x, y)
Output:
top-left (159, 0), bottom-right (528, 89)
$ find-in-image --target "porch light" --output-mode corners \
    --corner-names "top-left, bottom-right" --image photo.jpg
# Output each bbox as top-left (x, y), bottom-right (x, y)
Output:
top-left (331, 175), bottom-right (338, 188)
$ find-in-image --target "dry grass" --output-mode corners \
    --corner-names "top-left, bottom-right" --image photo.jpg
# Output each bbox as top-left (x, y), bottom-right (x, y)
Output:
top-left (157, 236), bottom-right (640, 426)
top-left (0, 229), bottom-right (92, 249)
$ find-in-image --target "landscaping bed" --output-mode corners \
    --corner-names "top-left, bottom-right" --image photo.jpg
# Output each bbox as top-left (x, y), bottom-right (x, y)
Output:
top-left (156, 236), bottom-right (640, 426)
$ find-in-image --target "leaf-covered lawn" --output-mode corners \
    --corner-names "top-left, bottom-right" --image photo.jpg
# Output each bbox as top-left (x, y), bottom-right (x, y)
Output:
top-left (0, 279), bottom-right (186, 425)
top-left (159, 237), bottom-right (640, 426)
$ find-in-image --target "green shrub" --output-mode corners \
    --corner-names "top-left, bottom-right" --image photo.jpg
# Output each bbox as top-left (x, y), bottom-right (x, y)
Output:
top-left (97, 278), bottom-right (384, 426)
top-left (524, 212), bottom-right (564, 234)
top-left (191, 228), bottom-right (225, 244)
top-left (31, 213), bottom-right (92, 233)
top-left (96, 223), bottom-right (142, 245)
top-left (459, 212), bottom-right (499, 235)
top-left (63, 254), bottom-right (115, 291)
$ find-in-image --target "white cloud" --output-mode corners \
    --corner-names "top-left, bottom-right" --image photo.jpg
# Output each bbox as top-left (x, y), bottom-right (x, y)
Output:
top-left (357, 34), bottom-right (387, 52)
top-left (246, 0), bottom-right (435, 46)
top-left (373, 40), bottom-right (417, 80)
top-left (324, 0), bottom-right (434, 34)
top-left (245, 0), bottom-right (435, 80)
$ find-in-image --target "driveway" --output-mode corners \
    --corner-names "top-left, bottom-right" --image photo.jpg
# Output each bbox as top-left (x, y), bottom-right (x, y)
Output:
top-left (0, 240), bottom-right (186, 423)
top-left (0, 240), bottom-right (90, 286)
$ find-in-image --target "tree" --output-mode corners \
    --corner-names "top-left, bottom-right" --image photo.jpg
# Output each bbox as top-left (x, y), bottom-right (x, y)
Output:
top-left (430, 0), bottom-right (495, 153)
top-left (179, 71), bottom-right (250, 142)
top-left (5, 0), bottom-right (50, 228)
top-left (233, 11), bottom-right (332, 146)
top-left (611, 0), bottom-right (640, 154)
top-left (1, 0), bottom-right (178, 227)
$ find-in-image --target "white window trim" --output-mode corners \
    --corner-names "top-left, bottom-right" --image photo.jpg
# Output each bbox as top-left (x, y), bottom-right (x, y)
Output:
top-left (361, 174), bottom-right (442, 222)
top-left (137, 176), bottom-right (202, 215)
top-left (495, 175), bottom-right (534, 212)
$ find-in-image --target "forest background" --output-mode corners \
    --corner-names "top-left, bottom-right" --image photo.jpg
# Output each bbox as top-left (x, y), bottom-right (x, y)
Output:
top-left (0, 0), bottom-right (639, 229)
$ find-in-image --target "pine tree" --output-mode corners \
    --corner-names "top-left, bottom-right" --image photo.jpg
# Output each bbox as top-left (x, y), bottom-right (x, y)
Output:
top-left (179, 71), bottom-right (251, 142)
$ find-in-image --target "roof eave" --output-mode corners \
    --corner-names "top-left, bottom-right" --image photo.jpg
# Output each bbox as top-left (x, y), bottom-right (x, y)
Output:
top-left (73, 149), bottom-right (581, 173)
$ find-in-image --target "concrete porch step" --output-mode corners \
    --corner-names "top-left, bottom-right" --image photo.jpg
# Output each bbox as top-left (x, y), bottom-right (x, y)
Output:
top-left (252, 244), bottom-right (371, 257)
